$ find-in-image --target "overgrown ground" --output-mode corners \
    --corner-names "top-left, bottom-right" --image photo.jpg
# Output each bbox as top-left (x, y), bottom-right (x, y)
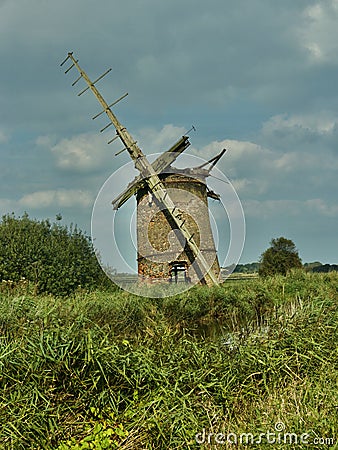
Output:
top-left (0, 271), bottom-right (337, 449)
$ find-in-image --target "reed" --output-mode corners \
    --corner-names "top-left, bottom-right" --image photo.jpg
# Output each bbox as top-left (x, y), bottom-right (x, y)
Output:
top-left (0, 271), bottom-right (337, 449)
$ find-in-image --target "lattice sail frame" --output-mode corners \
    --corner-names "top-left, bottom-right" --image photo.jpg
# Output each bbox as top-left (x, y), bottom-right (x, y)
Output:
top-left (61, 52), bottom-right (221, 286)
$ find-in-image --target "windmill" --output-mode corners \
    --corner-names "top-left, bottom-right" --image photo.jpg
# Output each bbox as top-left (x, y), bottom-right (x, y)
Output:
top-left (61, 52), bottom-right (226, 286)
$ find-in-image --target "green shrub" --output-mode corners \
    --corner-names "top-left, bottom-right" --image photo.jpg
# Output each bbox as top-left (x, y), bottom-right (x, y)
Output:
top-left (0, 213), bottom-right (112, 296)
top-left (259, 237), bottom-right (302, 276)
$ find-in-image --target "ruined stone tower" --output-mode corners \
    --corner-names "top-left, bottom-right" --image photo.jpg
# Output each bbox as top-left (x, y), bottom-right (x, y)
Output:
top-left (136, 168), bottom-right (220, 284)
top-left (62, 52), bottom-right (224, 287)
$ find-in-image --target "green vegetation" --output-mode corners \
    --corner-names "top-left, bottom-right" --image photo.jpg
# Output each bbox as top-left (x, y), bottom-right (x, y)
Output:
top-left (312, 264), bottom-right (338, 273)
top-left (228, 260), bottom-right (338, 275)
top-left (0, 213), bottom-right (111, 296)
top-left (0, 271), bottom-right (337, 449)
top-left (233, 262), bottom-right (260, 273)
top-left (259, 237), bottom-right (302, 277)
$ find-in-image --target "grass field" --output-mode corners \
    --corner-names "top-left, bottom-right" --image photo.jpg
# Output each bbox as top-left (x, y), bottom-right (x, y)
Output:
top-left (0, 271), bottom-right (337, 449)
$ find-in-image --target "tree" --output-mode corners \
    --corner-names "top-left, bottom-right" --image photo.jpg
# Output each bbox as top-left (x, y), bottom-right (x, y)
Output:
top-left (0, 213), bottom-right (112, 295)
top-left (259, 237), bottom-right (302, 277)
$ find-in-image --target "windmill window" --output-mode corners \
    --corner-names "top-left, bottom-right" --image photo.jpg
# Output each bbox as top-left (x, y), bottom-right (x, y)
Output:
top-left (169, 261), bottom-right (189, 283)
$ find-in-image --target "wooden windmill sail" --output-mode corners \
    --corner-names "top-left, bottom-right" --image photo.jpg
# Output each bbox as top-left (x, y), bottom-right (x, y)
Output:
top-left (61, 52), bottom-right (225, 286)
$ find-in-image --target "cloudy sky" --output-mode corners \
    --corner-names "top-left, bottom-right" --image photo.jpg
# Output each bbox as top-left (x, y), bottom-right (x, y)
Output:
top-left (1, 0), bottom-right (338, 269)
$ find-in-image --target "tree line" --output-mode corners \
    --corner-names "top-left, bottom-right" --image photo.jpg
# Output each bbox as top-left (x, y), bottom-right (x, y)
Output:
top-left (0, 213), bottom-right (335, 296)
top-left (234, 237), bottom-right (337, 276)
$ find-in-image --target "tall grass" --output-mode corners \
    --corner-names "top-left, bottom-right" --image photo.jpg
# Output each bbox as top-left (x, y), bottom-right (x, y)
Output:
top-left (0, 271), bottom-right (337, 449)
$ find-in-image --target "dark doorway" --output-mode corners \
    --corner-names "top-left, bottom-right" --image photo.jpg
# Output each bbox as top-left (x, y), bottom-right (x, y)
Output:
top-left (169, 261), bottom-right (189, 283)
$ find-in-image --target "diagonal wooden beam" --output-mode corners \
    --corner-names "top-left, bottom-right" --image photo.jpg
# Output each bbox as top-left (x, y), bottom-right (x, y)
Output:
top-left (63, 53), bottom-right (219, 286)
top-left (112, 135), bottom-right (190, 209)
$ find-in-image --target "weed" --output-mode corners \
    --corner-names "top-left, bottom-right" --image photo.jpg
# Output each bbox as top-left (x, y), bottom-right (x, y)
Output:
top-left (0, 272), bottom-right (337, 449)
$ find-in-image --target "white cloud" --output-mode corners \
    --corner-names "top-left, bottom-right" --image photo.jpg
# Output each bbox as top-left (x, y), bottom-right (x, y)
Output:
top-left (36, 135), bottom-right (55, 148)
top-left (305, 198), bottom-right (338, 217)
top-left (260, 113), bottom-right (338, 174)
top-left (136, 124), bottom-right (186, 154)
top-left (230, 178), bottom-right (251, 193)
top-left (50, 133), bottom-right (110, 172)
top-left (0, 197), bottom-right (14, 211)
top-left (19, 189), bottom-right (93, 209)
top-left (46, 125), bottom-right (187, 173)
top-left (299, 1), bottom-right (338, 63)
top-left (273, 151), bottom-right (316, 172)
top-left (262, 113), bottom-right (337, 135)
top-left (191, 138), bottom-right (275, 194)
top-left (192, 139), bottom-right (273, 172)
top-left (243, 199), bottom-right (302, 219)
top-left (244, 198), bottom-right (338, 219)
top-left (183, 123), bottom-right (338, 210)
top-left (0, 128), bottom-right (9, 143)
top-left (231, 178), bottom-right (270, 196)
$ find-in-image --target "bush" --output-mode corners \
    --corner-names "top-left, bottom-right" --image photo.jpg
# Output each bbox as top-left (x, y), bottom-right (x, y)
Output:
top-left (259, 237), bottom-right (302, 277)
top-left (0, 213), bottom-right (111, 296)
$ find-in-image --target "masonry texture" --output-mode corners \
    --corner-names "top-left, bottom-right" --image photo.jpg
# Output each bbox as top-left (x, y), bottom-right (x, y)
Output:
top-left (136, 170), bottom-right (220, 284)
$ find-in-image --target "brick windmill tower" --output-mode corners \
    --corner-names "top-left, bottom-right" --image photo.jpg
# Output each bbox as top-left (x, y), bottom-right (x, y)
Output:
top-left (61, 52), bottom-right (225, 286)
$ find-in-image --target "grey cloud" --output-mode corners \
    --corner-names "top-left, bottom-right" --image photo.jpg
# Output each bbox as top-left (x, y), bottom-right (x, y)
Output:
top-left (50, 133), bottom-right (112, 173)
top-left (0, 0), bottom-right (323, 130)
top-left (18, 189), bottom-right (93, 209)
top-left (1, 0), bottom-right (338, 265)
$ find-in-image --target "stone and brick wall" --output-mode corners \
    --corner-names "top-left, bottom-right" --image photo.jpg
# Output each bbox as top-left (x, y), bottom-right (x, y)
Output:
top-left (136, 171), bottom-right (220, 284)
